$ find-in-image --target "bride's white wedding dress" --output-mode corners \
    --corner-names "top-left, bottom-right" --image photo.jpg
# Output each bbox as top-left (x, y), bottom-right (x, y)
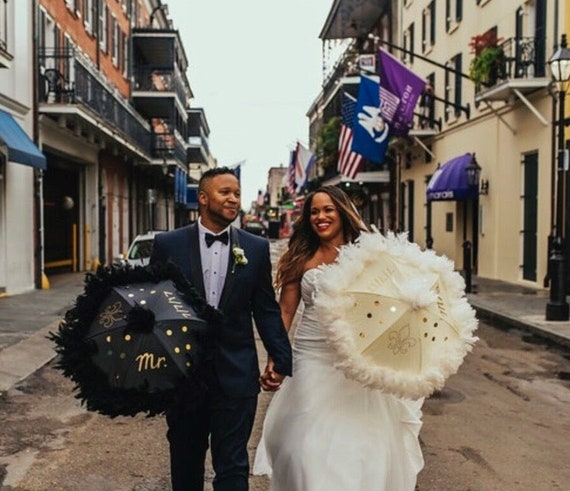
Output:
top-left (253, 268), bottom-right (424, 491)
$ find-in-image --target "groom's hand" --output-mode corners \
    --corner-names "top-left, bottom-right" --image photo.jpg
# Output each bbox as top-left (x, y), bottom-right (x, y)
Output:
top-left (259, 370), bottom-right (285, 391)
top-left (259, 359), bottom-right (285, 391)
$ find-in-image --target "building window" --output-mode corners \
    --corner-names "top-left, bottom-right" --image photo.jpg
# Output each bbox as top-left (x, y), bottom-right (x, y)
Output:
top-left (111, 15), bottom-right (119, 66)
top-left (445, 53), bottom-right (462, 122)
top-left (0, 0), bottom-right (8, 54)
top-left (84, 0), bottom-right (93, 34)
top-left (403, 23), bottom-right (415, 64)
top-left (99, 0), bottom-right (107, 52)
top-left (122, 31), bottom-right (128, 77)
top-left (422, 1), bottom-right (436, 52)
top-left (446, 0), bottom-right (462, 32)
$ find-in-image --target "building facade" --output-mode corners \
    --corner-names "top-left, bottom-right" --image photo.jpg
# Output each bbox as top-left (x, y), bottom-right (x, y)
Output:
top-left (0, 0), bottom-right (46, 295)
top-left (306, 0), bottom-right (568, 292)
top-left (28, 0), bottom-right (212, 291)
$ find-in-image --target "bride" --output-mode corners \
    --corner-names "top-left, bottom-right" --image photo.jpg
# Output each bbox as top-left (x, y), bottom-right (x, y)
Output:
top-left (253, 186), bottom-right (424, 491)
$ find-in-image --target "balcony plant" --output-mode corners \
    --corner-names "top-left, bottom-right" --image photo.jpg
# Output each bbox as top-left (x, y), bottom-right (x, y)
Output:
top-left (315, 116), bottom-right (340, 172)
top-left (468, 32), bottom-right (506, 91)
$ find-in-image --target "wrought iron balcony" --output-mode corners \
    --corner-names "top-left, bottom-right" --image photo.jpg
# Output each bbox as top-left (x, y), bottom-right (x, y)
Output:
top-left (37, 47), bottom-right (150, 154)
top-left (501, 36), bottom-right (546, 79)
top-left (321, 39), bottom-right (374, 101)
top-left (132, 66), bottom-right (189, 112)
top-left (151, 129), bottom-right (186, 163)
top-left (473, 36), bottom-right (550, 103)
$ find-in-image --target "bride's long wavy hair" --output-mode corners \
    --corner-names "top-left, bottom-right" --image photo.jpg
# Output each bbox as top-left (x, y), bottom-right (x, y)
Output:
top-left (275, 186), bottom-right (368, 289)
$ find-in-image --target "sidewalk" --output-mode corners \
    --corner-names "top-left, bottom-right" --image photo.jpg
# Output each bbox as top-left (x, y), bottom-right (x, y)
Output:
top-left (1, 263), bottom-right (570, 394)
top-left (0, 272), bottom-right (85, 392)
top-left (467, 276), bottom-right (570, 349)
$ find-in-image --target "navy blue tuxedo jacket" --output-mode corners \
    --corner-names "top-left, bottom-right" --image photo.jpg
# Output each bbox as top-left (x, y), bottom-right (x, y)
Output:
top-left (149, 223), bottom-right (292, 397)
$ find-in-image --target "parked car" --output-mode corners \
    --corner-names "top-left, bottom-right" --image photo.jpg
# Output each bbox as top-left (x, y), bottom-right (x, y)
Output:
top-left (115, 231), bottom-right (162, 266)
top-left (243, 220), bottom-right (267, 237)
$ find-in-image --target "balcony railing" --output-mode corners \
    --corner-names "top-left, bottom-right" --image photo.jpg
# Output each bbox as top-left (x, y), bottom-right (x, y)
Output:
top-left (133, 66), bottom-right (189, 108)
top-left (500, 36), bottom-right (545, 79)
top-left (151, 130), bottom-right (186, 164)
top-left (474, 36), bottom-right (546, 92)
top-left (38, 47), bottom-right (150, 154)
top-left (321, 39), bottom-right (373, 97)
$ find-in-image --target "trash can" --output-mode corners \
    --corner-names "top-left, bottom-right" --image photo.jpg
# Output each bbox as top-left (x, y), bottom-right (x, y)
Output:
top-left (268, 221), bottom-right (280, 239)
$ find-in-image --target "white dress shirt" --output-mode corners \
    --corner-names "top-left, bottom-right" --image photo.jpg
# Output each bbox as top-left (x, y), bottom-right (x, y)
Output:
top-left (198, 218), bottom-right (230, 308)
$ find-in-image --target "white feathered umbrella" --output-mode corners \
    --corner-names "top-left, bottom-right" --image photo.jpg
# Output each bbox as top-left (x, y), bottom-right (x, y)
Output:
top-left (314, 230), bottom-right (478, 400)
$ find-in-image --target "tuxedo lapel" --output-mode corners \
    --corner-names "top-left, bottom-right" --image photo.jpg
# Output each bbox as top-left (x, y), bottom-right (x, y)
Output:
top-left (188, 224), bottom-right (206, 299)
top-left (218, 227), bottom-right (240, 310)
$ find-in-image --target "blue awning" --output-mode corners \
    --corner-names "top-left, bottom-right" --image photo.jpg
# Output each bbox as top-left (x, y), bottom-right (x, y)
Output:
top-left (186, 184), bottom-right (199, 210)
top-left (0, 109), bottom-right (46, 170)
top-left (426, 153), bottom-right (478, 201)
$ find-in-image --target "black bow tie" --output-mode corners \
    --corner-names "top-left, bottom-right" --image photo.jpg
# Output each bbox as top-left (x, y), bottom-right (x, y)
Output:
top-left (205, 231), bottom-right (229, 247)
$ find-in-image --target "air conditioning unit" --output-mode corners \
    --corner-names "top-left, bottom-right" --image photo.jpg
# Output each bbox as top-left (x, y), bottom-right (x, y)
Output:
top-left (358, 54), bottom-right (376, 72)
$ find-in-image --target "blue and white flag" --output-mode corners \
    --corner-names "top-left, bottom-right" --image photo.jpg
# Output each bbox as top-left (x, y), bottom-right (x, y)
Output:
top-left (352, 75), bottom-right (390, 164)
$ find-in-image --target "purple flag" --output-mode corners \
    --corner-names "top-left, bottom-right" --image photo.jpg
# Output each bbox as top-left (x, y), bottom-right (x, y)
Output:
top-left (378, 48), bottom-right (426, 136)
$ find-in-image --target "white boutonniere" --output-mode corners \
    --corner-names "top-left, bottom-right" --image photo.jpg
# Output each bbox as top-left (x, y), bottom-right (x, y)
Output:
top-left (232, 246), bottom-right (248, 273)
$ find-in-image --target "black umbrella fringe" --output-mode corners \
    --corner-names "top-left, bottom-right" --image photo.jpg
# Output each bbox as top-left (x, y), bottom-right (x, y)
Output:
top-left (49, 261), bottom-right (223, 418)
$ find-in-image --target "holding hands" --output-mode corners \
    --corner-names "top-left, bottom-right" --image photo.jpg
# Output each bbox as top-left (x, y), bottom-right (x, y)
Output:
top-left (260, 358), bottom-right (286, 391)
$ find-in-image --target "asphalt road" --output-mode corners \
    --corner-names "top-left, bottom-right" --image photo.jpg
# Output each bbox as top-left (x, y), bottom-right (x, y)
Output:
top-left (1, 320), bottom-right (569, 490)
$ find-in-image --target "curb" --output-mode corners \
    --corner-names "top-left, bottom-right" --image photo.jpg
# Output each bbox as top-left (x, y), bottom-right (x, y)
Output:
top-left (0, 321), bottom-right (59, 393)
top-left (473, 305), bottom-right (570, 350)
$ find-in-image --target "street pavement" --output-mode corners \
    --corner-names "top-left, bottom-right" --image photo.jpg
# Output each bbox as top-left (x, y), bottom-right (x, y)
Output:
top-left (1, 239), bottom-right (570, 394)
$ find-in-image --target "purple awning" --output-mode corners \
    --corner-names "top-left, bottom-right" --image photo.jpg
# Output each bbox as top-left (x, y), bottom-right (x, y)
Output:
top-left (426, 153), bottom-right (478, 201)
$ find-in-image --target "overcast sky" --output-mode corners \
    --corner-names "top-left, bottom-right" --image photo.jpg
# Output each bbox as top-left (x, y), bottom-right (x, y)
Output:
top-left (167, 0), bottom-right (333, 206)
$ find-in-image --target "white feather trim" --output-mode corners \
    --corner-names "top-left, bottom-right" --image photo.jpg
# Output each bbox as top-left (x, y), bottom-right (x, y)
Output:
top-left (314, 230), bottom-right (479, 400)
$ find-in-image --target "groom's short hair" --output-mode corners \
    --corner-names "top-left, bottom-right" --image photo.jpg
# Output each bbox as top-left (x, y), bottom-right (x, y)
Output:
top-left (199, 167), bottom-right (238, 192)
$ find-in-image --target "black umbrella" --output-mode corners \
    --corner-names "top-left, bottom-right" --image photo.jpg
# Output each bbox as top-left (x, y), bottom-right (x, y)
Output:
top-left (50, 262), bottom-right (222, 417)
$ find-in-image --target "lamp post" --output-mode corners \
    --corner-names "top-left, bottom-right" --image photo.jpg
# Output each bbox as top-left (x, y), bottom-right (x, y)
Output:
top-left (546, 34), bottom-right (570, 321)
top-left (462, 155), bottom-right (481, 293)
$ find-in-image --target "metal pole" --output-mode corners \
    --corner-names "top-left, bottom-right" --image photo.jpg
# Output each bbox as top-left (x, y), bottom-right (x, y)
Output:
top-left (463, 240), bottom-right (472, 293)
top-left (546, 87), bottom-right (569, 320)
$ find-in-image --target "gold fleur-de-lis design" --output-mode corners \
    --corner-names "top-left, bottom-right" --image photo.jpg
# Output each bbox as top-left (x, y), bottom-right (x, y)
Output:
top-left (387, 325), bottom-right (417, 355)
top-left (98, 302), bottom-right (124, 328)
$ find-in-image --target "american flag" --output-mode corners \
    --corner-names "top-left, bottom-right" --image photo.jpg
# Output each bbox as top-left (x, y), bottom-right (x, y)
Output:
top-left (338, 93), bottom-right (364, 179)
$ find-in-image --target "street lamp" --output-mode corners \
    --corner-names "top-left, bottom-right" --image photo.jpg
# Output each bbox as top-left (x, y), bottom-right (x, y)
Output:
top-left (465, 154), bottom-right (481, 188)
top-left (546, 34), bottom-right (570, 321)
top-left (462, 154), bottom-right (481, 293)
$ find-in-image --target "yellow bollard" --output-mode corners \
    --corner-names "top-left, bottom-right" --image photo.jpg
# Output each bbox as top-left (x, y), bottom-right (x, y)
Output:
top-left (91, 257), bottom-right (101, 271)
top-left (41, 272), bottom-right (50, 290)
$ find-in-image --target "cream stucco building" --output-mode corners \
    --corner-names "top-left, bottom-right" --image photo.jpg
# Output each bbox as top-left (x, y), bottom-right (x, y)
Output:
top-left (396, 0), bottom-right (568, 291)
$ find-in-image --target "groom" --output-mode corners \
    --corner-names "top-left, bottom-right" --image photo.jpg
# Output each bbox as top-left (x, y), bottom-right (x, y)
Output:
top-left (149, 167), bottom-right (292, 491)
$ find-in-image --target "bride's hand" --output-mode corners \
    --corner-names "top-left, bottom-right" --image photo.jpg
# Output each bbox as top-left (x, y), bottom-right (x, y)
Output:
top-left (260, 359), bottom-right (284, 391)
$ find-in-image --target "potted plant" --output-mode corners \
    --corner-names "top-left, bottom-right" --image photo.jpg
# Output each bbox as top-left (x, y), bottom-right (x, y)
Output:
top-left (468, 32), bottom-right (506, 91)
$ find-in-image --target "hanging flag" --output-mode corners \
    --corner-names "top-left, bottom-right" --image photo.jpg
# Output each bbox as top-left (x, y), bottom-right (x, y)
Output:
top-left (228, 160), bottom-right (245, 183)
top-left (233, 164), bottom-right (241, 182)
top-left (338, 93), bottom-right (364, 180)
top-left (295, 141), bottom-right (316, 192)
top-left (377, 48), bottom-right (426, 136)
top-left (352, 75), bottom-right (390, 164)
top-left (287, 149), bottom-right (297, 197)
top-left (257, 189), bottom-right (265, 206)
